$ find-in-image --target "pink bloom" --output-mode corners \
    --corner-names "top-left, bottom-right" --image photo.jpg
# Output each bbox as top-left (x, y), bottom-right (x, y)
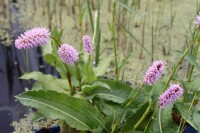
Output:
top-left (194, 13), bottom-right (200, 27)
top-left (15, 27), bottom-right (50, 49)
top-left (82, 35), bottom-right (92, 54)
top-left (58, 44), bottom-right (79, 64)
top-left (159, 84), bottom-right (184, 108)
top-left (143, 60), bottom-right (165, 85)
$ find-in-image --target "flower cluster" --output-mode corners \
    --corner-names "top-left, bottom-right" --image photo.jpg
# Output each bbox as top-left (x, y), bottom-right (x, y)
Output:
top-left (159, 84), bottom-right (184, 108)
top-left (58, 44), bottom-right (79, 64)
top-left (143, 60), bottom-right (165, 85)
top-left (82, 35), bottom-right (92, 54)
top-left (194, 13), bottom-right (200, 28)
top-left (15, 27), bottom-right (50, 49)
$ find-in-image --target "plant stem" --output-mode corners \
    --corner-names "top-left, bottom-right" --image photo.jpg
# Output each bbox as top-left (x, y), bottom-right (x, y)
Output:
top-left (25, 49), bottom-right (29, 72)
top-left (162, 31), bottom-right (199, 93)
top-left (151, 0), bottom-right (154, 62)
top-left (158, 108), bottom-right (163, 133)
top-left (78, 0), bottom-right (83, 51)
top-left (93, 0), bottom-right (101, 66)
top-left (187, 41), bottom-right (200, 81)
top-left (112, 0), bottom-right (119, 81)
top-left (22, 49), bottom-right (29, 72)
top-left (133, 101), bottom-right (152, 131)
top-left (75, 62), bottom-right (82, 91)
top-left (87, 0), bottom-right (94, 32)
top-left (66, 65), bottom-right (75, 95)
top-left (125, 83), bottom-right (144, 108)
top-left (143, 106), bottom-right (158, 133)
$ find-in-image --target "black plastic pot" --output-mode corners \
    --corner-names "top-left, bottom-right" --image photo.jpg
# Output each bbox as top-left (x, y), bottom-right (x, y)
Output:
top-left (34, 126), bottom-right (60, 133)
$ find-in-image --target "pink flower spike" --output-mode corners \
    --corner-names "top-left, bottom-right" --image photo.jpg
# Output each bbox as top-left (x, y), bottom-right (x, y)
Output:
top-left (143, 60), bottom-right (165, 85)
top-left (58, 44), bottom-right (79, 64)
top-left (82, 35), bottom-right (92, 54)
top-left (15, 27), bottom-right (51, 49)
top-left (194, 13), bottom-right (200, 27)
top-left (159, 84), bottom-right (184, 108)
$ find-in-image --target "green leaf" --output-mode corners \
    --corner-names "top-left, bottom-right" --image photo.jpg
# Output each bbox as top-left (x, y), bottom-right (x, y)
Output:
top-left (94, 79), bottom-right (133, 104)
top-left (175, 102), bottom-right (198, 131)
top-left (42, 41), bottom-right (53, 56)
top-left (84, 62), bottom-right (96, 83)
top-left (122, 85), bottom-right (152, 109)
top-left (93, 54), bottom-right (113, 76)
top-left (16, 90), bottom-right (108, 132)
top-left (20, 72), bottom-right (68, 93)
top-left (150, 82), bottom-right (165, 102)
top-left (44, 54), bottom-right (56, 64)
top-left (146, 105), bottom-right (178, 133)
top-left (55, 60), bottom-right (67, 79)
top-left (183, 76), bottom-right (200, 92)
top-left (28, 112), bottom-right (44, 122)
top-left (192, 109), bottom-right (200, 132)
top-left (122, 102), bottom-right (150, 132)
top-left (82, 82), bottom-right (112, 100)
top-left (31, 82), bottom-right (43, 90)
top-left (51, 27), bottom-right (63, 57)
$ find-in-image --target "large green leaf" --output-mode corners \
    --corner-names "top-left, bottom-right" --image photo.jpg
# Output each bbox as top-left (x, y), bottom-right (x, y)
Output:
top-left (20, 72), bottom-right (68, 93)
top-left (16, 90), bottom-right (107, 132)
top-left (90, 79), bottom-right (133, 104)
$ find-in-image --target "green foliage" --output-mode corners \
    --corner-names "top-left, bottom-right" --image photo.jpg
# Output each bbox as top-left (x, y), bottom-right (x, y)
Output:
top-left (87, 0), bottom-right (94, 32)
top-left (174, 102), bottom-right (200, 132)
top-left (121, 102), bottom-right (150, 132)
top-left (183, 76), bottom-right (200, 92)
top-left (16, 90), bottom-right (108, 132)
top-left (28, 112), bottom-right (44, 122)
top-left (146, 105), bottom-right (179, 133)
top-left (83, 61), bottom-right (96, 82)
top-left (20, 72), bottom-right (68, 93)
top-left (123, 85), bottom-right (152, 109)
top-left (93, 54), bottom-right (114, 76)
top-left (93, 0), bottom-right (101, 66)
top-left (90, 79), bottom-right (133, 103)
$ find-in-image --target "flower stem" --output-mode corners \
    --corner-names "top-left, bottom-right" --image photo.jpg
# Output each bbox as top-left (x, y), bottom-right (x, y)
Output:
top-left (158, 108), bottom-right (163, 133)
top-left (75, 62), bottom-right (82, 91)
top-left (162, 30), bottom-right (200, 93)
top-left (22, 49), bottom-right (29, 73)
top-left (133, 102), bottom-right (152, 131)
top-left (187, 41), bottom-right (200, 81)
top-left (125, 83), bottom-right (144, 108)
top-left (66, 65), bottom-right (75, 95)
